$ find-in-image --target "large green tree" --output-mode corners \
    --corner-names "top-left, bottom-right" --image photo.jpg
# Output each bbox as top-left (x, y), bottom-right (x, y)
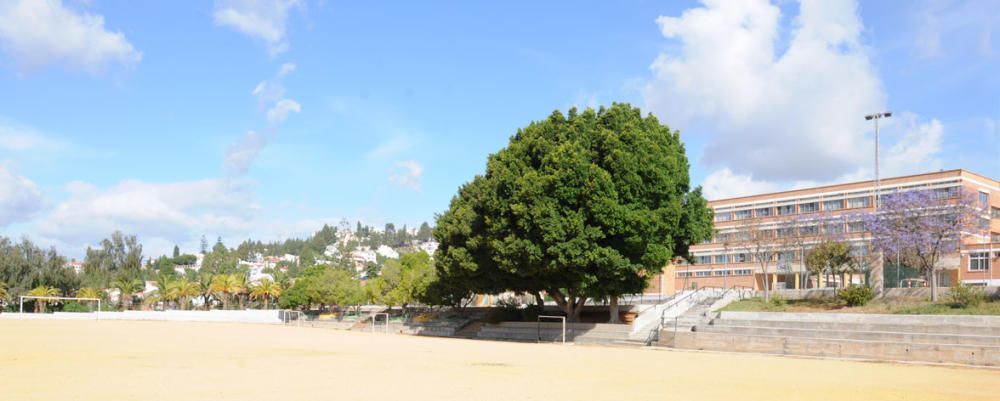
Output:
top-left (431, 104), bottom-right (712, 321)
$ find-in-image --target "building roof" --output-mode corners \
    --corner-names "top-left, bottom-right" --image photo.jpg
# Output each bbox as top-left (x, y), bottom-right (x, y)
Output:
top-left (707, 169), bottom-right (999, 205)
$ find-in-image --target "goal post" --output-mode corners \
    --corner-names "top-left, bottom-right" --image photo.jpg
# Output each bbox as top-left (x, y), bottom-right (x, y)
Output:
top-left (537, 315), bottom-right (566, 344)
top-left (19, 296), bottom-right (102, 320)
top-left (280, 310), bottom-right (303, 325)
top-left (371, 312), bottom-right (390, 334)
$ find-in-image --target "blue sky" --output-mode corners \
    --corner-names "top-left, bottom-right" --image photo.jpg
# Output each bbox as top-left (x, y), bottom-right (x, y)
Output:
top-left (0, 0), bottom-right (998, 258)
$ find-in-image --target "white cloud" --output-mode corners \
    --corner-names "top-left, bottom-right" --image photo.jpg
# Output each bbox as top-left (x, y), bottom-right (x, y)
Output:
top-left (0, 0), bottom-right (141, 72)
top-left (645, 0), bottom-right (885, 182)
top-left (366, 136), bottom-right (412, 160)
top-left (644, 0), bottom-right (948, 198)
top-left (0, 162), bottom-right (43, 227)
top-left (0, 117), bottom-right (61, 151)
top-left (213, 0), bottom-right (301, 55)
top-left (35, 178), bottom-right (258, 250)
top-left (228, 64), bottom-right (299, 174)
top-left (910, 0), bottom-right (998, 59)
top-left (266, 98), bottom-right (301, 124)
top-left (701, 168), bottom-right (781, 200)
top-left (224, 131), bottom-right (267, 174)
top-left (388, 161), bottom-right (423, 191)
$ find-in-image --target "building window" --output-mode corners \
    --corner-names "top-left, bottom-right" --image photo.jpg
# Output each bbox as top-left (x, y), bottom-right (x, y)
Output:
top-left (734, 210), bottom-right (752, 220)
top-left (715, 212), bottom-right (732, 222)
top-left (847, 197), bottom-right (871, 209)
top-left (755, 207), bottom-right (773, 217)
top-left (676, 271), bottom-right (692, 278)
top-left (992, 233), bottom-right (1000, 243)
top-left (734, 269), bottom-right (752, 276)
top-left (824, 222), bottom-right (844, 234)
top-left (777, 205), bottom-right (796, 215)
top-left (992, 207), bottom-right (1000, 219)
top-left (715, 254), bottom-right (728, 264)
top-left (847, 222), bottom-right (865, 232)
top-left (799, 202), bottom-right (819, 213)
top-left (734, 253), bottom-right (750, 263)
top-left (970, 252), bottom-right (989, 271)
top-left (714, 270), bottom-right (729, 276)
top-left (695, 271), bottom-right (711, 277)
top-left (823, 200), bottom-right (844, 211)
top-left (695, 256), bottom-right (712, 264)
top-left (932, 186), bottom-right (958, 199)
top-left (980, 191), bottom-right (990, 209)
top-left (799, 225), bottom-right (818, 236)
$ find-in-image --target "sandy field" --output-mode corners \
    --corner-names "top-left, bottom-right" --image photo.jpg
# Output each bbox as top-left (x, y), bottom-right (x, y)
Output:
top-left (1, 320), bottom-right (999, 401)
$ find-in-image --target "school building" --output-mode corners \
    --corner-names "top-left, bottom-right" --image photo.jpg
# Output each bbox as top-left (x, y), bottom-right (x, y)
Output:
top-left (645, 169), bottom-right (1000, 295)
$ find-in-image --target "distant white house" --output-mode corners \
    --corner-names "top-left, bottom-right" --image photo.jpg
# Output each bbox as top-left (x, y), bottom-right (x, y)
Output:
top-left (376, 245), bottom-right (399, 259)
top-left (417, 241), bottom-right (439, 255)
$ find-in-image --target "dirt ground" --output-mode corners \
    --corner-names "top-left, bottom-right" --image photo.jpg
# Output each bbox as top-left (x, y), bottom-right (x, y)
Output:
top-left (1, 320), bottom-right (998, 400)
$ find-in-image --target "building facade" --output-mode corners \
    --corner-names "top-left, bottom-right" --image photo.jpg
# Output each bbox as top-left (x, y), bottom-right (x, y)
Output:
top-left (651, 169), bottom-right (1000, 294)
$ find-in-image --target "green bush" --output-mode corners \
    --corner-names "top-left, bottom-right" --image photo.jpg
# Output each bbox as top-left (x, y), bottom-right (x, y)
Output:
top-left (947, 285), bottom-right (986, 308)
top-left (838, 286), bottom-right (874, 307)
top-left (769, 293), bottom-right (787, 307)
top-left (62, 302), bottom-right (91, 313)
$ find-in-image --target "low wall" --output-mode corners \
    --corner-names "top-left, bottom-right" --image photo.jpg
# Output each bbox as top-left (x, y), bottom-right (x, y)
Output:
top-left (718, 311), bottom-right (1000, 327)
top-left (773, 286), bottom-right (1000, 300)
top-left (672, 331), bottom-right (1000, 367)
top-left (0, 310), bottom-right (285, 325)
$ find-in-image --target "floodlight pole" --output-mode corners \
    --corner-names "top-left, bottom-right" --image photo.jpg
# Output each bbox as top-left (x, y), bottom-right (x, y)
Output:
top-left (866, 112), bottom-right (891, 295)
top-left (865, 112), bottom-right (891, 208)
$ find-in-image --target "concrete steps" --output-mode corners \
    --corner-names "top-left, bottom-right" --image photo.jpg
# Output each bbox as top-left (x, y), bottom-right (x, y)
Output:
top-left (477, 322), bottom-right (632, 343)
top-left (672, 330), bottom-right (1000, 366)
top-left (714, 318), bottom-right (1000, 337)
top-left (697, 324), bottom-right (1000, 347)
top-left (666, 312), bottom-right (1000, 366)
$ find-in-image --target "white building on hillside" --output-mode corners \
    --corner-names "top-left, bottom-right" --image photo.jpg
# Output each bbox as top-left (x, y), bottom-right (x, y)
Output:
top-left (376, 245), bottom-right (399, 259)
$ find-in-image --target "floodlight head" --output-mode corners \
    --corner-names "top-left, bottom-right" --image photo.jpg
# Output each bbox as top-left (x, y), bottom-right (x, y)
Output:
top-left (884, 112), bottom-right (892, 118)
top-left (865, 115), bottom-right (874, 120)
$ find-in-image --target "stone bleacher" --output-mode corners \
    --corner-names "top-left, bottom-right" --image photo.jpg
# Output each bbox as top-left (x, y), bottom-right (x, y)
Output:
top-left (663, 311), bottom-right (1000, 366)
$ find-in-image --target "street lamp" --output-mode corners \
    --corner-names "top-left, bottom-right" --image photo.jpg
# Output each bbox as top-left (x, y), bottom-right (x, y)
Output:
top-left (865, 112), bottom-right (892, 207)
top-left (865, 112), bottom-right (891, 294)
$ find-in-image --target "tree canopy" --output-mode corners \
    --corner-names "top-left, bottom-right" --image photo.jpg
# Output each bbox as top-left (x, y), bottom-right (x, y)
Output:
top-left (430, 104), bottom-right (713, 320)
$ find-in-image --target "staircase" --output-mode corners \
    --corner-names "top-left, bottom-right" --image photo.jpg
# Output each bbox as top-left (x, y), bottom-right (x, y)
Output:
top-left (670, 311), bottom-right (1000, 366)
top-left (665, 295), bottom-right (722, 332)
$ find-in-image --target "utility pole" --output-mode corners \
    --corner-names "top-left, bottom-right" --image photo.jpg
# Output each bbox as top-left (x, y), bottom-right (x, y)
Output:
top-left (865, 112), bottom-right (891, 295)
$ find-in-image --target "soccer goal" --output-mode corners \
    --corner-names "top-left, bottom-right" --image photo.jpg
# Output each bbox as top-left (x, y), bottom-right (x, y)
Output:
top-left (537, 315), bottom-right (567, 344)
top-left (280, 310), bottom-right (303, 325)
top-left (19, 296), bottom-right (102, 320)
top-left (370, 312), bottom-right (390, 334)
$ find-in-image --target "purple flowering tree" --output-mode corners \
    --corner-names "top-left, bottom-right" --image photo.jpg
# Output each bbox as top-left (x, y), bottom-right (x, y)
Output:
top-left (864, 188), bottom-right (986, 301)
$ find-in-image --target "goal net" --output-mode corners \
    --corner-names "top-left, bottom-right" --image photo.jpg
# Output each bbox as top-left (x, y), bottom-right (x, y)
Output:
top-left (370, 313), bottom-right (390, 334)
top-left (19, 296), bottom-right (102, 319)
top-left (536, 315), bottom-right (567, 344)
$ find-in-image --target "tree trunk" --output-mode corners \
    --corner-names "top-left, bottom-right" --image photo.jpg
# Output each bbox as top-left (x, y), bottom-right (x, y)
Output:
top-left (929, 269), bottom-right (939, 302)
top-left (533, 291), bottom-right (544, 309)
top-left (264, 298), bottom-right (269, 310)
top-left (222, 296), bottom-right (229, 310)
top-left (607, 296), bottom-right (620, 324)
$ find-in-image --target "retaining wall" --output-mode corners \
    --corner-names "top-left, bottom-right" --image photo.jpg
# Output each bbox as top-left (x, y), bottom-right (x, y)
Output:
top-left (0, 310), bottom-right (285, 325)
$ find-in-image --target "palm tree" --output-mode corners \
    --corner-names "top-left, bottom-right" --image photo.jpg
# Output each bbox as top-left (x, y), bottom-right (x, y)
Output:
top-left (76, 287), bottom-right (104, 311)
top-left (174, 279), bottom-right (201, 310)
top-left (250, 278), bottom-right (282, 309)
top-left (210, 274), bottom-right (243, 310)
top-left (154, 274), bottom-right (178, 310)
top-left (27, 286), bottom-right (60, 313)
top-left (0, 282), bottom-right (8, 313)
top-left (111, 278), bottom-right (143, 311)
top-left (198, 272), bottom-right (215, 310)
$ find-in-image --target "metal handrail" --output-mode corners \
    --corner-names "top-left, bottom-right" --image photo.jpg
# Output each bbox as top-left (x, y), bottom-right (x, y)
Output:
top-left (658, 286), bottom-right (726, 329)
